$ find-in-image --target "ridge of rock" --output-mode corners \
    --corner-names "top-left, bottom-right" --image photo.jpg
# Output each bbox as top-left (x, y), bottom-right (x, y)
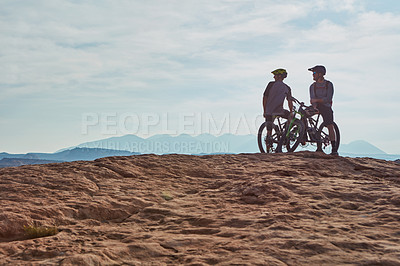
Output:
top-left (1, 152), bottom-right (400, 265)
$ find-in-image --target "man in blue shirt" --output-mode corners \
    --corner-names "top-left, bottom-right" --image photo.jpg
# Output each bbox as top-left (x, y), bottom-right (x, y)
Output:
top-left (308, 65), bottom-right (338, 155)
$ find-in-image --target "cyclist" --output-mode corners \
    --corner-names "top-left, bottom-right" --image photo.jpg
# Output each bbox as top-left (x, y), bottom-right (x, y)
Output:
top-left (308, 65), bottom-right (338, 155)
top-left (263, 68), bottom-right (293, 147)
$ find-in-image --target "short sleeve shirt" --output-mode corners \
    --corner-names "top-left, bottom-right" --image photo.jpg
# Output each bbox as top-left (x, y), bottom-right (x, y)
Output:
top-left (263, 81), bottom-right (291, 115)
top-left (309, 80), bottom-right (334, 107)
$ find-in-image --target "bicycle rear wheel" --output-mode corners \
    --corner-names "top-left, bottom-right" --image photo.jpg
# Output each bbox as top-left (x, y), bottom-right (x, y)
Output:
top-left (257, 122), bottom-right (280, 153)
top-left (277, 120), bottom-right (305, 153)
top-left (316, 122), bottom-right (340, 154)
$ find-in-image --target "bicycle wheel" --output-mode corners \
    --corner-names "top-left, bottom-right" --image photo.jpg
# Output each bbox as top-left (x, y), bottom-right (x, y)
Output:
top-left (316, 122), bottom-right (340, 153)
top-left (257, 122), bottom-right (281, 153)
top-left (277, 120), bottom-right (305, 152)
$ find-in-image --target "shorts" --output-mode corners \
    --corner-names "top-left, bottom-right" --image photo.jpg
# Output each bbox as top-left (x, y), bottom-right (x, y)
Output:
top-left (265, 110), bottom-right (290, 131)
top-left (316, 104), bottom-right (334, 125)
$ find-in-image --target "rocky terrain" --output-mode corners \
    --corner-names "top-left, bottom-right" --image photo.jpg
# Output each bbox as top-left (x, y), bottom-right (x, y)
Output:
top-left (1, 152), bottom-right (400, 265)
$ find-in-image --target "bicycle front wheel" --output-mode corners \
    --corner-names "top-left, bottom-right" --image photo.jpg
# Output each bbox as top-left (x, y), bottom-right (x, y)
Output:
top-left (257, 122), bottom-right (281, 153)
top-left (277, 120), bottom-right (305, 153)
top-left (316, 122), bottom-right (340, 154)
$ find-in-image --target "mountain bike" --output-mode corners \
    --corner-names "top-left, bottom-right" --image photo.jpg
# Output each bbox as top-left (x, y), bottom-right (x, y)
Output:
top-left (277, 96), bottom-right (340, 153)
top-left (257, 116), bottom-right (287, 153)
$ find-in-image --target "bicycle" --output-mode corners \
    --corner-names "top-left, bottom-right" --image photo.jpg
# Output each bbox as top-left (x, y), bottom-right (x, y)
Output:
top-left (257, 115), bottom-right (287, 153)
top-left (277, 96), bottom-right (340, 154)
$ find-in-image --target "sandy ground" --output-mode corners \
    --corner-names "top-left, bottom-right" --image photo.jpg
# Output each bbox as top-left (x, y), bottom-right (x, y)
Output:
top-left (1, 151), bottom-right (400, 265)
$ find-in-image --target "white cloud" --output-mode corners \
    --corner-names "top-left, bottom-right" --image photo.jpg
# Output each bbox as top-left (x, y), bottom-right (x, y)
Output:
top-left (1, 0), bottom-right (400, 153)
top-left (314, 0), bottom-right (360, 12)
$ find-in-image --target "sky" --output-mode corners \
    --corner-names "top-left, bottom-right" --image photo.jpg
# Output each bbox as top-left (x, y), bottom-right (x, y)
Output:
top-left (1, 0), bottom-right (400, 154)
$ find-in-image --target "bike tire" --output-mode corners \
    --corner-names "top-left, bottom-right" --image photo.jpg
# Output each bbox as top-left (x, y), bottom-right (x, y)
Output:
top-left (257, 122), bottom-right (280, 153)
top-left (316, 122), bottom-right (340, 153)
top-left (276, 120), bottom-right (305, 153)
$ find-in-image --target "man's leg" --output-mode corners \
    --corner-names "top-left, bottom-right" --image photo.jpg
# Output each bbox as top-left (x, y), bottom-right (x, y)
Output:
top-left (327, 123), bottom-right (338, 155)
top-left (266, 116), bottom-right (274, 137)
top-left (265, 116), bottom-right (274, 151)
top-left (327, 124), bottom-right (335, 141)
top-left (317, 105), bottom-right (337, 154)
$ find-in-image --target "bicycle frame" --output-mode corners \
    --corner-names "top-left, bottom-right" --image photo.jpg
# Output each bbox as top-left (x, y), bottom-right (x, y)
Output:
top-left (303, 113), bottom-right (322, 143)
top-left (257, 114), bottom-right (290, 153)
top-left (274, 116), bottom-right (286, 134)
top-left (285, 97), bottom-right (324, 145)
top-left (285, 108), bottom-right (304, 138)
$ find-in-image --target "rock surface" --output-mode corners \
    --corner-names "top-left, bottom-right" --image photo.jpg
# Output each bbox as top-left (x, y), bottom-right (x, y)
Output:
top-left (1, 152), bottom-right (400, 265)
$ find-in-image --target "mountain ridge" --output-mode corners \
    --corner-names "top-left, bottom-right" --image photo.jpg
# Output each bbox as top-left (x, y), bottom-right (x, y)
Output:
top-left (0, 147), bottom-right (139, 165)
top-left (67, 133), bottom-right (391, 156)
top-left (1, 135), bottom-right (398, 168)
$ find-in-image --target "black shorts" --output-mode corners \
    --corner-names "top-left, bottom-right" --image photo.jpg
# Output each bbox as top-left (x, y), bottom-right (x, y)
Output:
top-left (317, 104), bottom-right (334, 125)
top-left (265, 110), bottom-right (290, 130)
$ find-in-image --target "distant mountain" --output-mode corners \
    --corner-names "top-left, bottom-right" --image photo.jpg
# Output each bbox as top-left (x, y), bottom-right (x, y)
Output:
top-left (69, 134), bottom-right (396, 158)
top-left (57, 135), bottom-right (145, 152)
top-left (67, 133), bottom-right (256, 155)
top-left (0, 148), bottom-right (140, 167)
top-left (0, 158), bottom-right (62, 168)
top-left (2, 136), bottom-right (398, 167)
top-left (215, 134), bottom-right (255, 153)
top-left (339, 140), bottom-right (386, 155)
top-left (0, 152), bottom-right (39, 160)
top-left (193, 133), bottom-right (217, 142)
top-left (50, 147), bottom-right (138, 161)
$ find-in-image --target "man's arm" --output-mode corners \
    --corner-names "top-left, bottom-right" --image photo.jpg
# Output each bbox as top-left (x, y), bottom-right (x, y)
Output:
top-left (309, 83), bottom-right (316, 105)
top-left (310, 83), bottom-right (324, 105)
top-left (288, 98), bottom-right (293, 112)
top-left (310, 81), bottom-right (334, 104)
top-left (321, 81), bottom-right (334, 104)
top-left (286, 88), bottom-right (293, 112)
top-left (263, 96), bottom-right (267, 118)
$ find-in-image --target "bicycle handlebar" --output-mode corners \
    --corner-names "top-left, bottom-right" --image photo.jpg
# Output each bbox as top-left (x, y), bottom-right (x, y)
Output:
top-left (289, 96), bottom-right (319, 116)
top-left (288, 96), bottom-right (305, 107)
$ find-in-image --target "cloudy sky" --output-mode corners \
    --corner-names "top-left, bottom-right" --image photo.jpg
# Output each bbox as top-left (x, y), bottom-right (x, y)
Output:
top-left (1, 0), bottom-right (400, 154)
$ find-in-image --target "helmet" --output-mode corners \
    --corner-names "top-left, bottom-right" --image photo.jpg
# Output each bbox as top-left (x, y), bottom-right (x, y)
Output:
top-left (308, 65), bottom-right (326, 75)
top-left (271, 68), bottom-right (288, 78)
